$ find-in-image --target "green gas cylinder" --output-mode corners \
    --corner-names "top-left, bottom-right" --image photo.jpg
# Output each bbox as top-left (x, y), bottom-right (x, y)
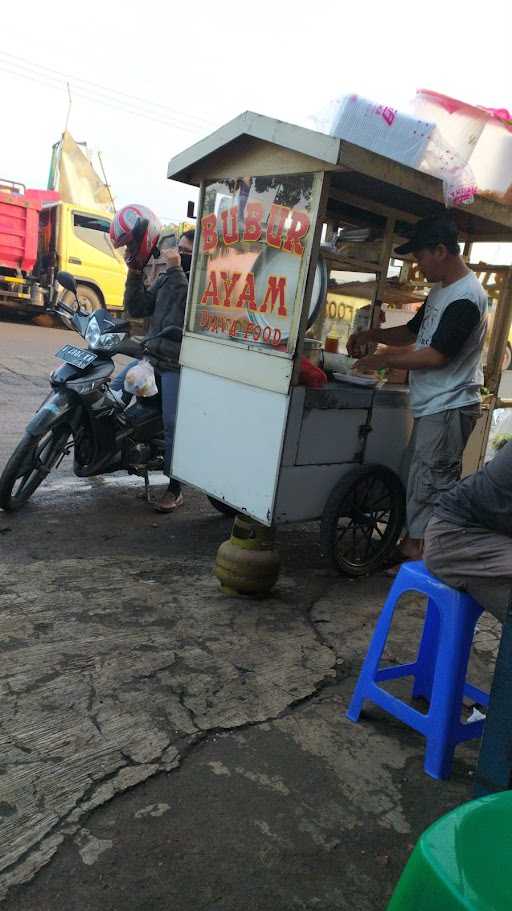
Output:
top-left (214, 515), bottom-right (280, 596)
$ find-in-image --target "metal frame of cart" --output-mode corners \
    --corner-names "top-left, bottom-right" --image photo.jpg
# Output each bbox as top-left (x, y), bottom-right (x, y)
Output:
top-left (167, 111), bottom-right (512, 575)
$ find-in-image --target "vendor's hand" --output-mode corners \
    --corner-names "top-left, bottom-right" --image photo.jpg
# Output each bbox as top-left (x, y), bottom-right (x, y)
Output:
top-left (347, 330), bottom-right (370, 358)
top-left (354, 351), bottom-right (389, 372)
top-left (161, 248), bottom-right (181, 269)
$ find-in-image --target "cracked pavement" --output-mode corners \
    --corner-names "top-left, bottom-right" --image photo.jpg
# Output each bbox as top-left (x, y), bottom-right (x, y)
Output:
top-left (0, 319), bottom-right (502, 910)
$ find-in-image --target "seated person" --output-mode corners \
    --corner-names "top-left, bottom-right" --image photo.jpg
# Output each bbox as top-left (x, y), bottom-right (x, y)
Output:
top-left (423, 440), bottom-right (512, 621)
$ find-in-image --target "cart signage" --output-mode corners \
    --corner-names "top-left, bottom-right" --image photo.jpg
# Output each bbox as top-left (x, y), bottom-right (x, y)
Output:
top-left (188, 174), bottom-right (316, 353)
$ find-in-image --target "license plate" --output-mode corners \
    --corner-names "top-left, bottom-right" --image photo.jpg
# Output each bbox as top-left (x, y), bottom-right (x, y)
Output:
top-left (55, 345), bottom-right (97, 370)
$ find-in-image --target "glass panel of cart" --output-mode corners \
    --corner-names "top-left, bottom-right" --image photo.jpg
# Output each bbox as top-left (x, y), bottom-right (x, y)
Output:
top-left (188, 174), bottom-right (316, 356)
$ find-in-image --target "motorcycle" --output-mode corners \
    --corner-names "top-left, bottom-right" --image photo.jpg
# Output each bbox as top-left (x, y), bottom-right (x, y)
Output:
top-left (0, 271), bottom-right (235, 515)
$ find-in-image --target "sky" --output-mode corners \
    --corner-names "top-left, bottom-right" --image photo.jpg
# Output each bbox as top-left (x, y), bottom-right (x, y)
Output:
top-left (1, 0), bottom-right (511, 227)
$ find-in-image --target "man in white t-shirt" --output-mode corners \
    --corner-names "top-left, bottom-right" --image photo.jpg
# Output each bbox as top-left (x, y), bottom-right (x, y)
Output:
top-left (347, 214), bottom-right (488, 566)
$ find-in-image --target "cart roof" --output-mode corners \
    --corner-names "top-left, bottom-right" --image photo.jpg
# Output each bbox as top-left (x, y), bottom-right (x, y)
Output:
top-left (167, 111), bottom-right (512, 243)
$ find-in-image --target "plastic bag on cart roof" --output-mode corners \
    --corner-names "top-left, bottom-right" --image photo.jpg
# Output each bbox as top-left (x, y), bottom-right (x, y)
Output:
top-left (321, 90), bottom-right (477, 206)
top-left (420, 126), bottom-right (477, 207)
top-left (328, 94), bottom-right (435, 168)
top-left (124, 359), bottom-right (158, 397)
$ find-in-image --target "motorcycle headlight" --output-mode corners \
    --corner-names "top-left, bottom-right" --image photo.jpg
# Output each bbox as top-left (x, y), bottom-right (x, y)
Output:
top-left (85, 320), bottom-right (126, 351)
top-left (85, 318), bottom-right (101, 349)
top-left (96, 331), bottom-right (127, 350)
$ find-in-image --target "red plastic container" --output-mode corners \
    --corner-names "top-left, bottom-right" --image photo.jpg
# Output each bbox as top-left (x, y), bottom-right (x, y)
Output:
top-left (0, 188), bottom-right (59, 273)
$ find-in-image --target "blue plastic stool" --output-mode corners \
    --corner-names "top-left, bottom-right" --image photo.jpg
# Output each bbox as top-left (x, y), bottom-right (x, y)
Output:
top-left (347, 562), bottom-right (489, 779)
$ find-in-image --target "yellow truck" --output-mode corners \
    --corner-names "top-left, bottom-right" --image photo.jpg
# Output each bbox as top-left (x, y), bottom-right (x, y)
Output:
top-left (0, 181), bottom-right (127, 314)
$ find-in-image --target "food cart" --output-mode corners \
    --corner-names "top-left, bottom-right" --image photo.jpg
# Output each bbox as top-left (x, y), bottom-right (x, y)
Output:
top-left (167, 111), bottom-right (512, 576)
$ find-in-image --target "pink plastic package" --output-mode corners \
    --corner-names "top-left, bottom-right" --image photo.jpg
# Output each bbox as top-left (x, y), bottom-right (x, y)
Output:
top-left (412, 90), bottom-right (485, 206)
top-left (470, 106), bottom-right (512, 202)
top-left (421, 129), bottom-right (477, 207)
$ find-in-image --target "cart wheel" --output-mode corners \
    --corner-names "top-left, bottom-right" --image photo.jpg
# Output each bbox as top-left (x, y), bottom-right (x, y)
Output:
top-left (207, 495), bottom-right (238, 518)
top-left (320, 464), bottom-right (405, 577)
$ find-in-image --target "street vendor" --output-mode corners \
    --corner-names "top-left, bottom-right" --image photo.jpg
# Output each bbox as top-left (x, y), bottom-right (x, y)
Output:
top-left (347, 214), bottom-right (488, 566)
top-left (424, 440), bottom-right (512, 621)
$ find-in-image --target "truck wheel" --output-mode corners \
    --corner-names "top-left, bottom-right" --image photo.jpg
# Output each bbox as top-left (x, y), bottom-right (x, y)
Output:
top-left (65, 285), bottom-right (102, 314)
top-left (320, 464), bottom-right (405, 577)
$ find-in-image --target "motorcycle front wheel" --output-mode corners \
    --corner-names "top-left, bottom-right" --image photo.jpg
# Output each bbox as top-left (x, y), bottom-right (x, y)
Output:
top-left (0, 426), bottom-right (70, 512)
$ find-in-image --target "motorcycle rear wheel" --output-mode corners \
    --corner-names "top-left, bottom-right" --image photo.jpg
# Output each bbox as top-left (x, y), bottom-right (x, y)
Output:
top-left (0, 426), bottom-right (70, 511)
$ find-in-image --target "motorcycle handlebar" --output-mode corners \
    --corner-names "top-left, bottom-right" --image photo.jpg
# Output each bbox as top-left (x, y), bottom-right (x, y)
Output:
top-left (118, 337), bottom-right (144, 358)
top-left (143, 325), bottom-right (183, 345)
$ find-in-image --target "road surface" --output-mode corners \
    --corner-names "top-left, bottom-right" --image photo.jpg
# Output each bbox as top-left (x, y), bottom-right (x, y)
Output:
top-left (0, 316), bottom-right (501, 911)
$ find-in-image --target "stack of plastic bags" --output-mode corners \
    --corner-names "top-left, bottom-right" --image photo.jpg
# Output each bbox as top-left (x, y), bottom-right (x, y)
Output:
top-left (326, 90), bottom-right (512, 208)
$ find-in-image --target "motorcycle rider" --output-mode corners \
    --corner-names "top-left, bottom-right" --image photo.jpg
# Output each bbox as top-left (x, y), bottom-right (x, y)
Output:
top-left (123, 224), bottom-right (194, 512)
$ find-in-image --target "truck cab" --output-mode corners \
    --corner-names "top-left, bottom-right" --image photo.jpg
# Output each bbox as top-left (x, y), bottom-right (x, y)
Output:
top-left (51, 202), bottom-right (127, 311)
top-left (0, 182), bottom-right (126, 314)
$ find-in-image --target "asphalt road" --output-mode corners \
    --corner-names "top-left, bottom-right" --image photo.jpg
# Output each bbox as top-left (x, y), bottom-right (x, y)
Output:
top-left (0, 317), bottom-right (132, 470)
top-left (0, 316), bottom-right (501, 911)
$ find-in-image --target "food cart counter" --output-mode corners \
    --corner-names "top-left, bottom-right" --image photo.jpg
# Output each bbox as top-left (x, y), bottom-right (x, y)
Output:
top-left (275, 381), bottom-right (411, 524)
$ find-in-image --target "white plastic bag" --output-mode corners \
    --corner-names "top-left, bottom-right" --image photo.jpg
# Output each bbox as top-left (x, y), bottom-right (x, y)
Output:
top-left (329, 94), bottom-right (435, 168)
top-left (311, 89), bottom-right (478, 206)
top-left (420, 127), bottom-right (477, 207)
top-left (124, 358), bottom-right (158, 397)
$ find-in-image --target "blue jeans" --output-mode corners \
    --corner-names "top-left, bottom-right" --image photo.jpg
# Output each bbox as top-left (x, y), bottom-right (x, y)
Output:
top-left (110, 361), bottom-right (135, 392)
top-left (111, 362), bottom-right (181, 492)
top-left (160, 370), bottom-right (180, 489)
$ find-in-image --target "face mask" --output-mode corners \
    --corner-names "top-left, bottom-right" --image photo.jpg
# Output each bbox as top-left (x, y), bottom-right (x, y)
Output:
top-left (180, 252), bottom-right (192, 274)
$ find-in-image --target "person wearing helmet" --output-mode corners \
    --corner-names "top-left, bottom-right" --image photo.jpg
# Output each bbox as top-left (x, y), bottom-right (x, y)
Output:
top-left (111, 207), bottom-right (194, 512)
top-left (110, 203), bottom-right (163, 272)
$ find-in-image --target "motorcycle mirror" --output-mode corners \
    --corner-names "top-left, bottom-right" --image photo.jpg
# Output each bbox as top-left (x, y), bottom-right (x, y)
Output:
top-left (57, 271), bottom-right (78, 296)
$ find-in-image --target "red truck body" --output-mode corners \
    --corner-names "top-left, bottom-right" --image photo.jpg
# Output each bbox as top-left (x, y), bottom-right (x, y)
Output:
top-left (0, 179), bottom-right (127, 314)
top-left (0, 185), bottom-right (59, 273)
